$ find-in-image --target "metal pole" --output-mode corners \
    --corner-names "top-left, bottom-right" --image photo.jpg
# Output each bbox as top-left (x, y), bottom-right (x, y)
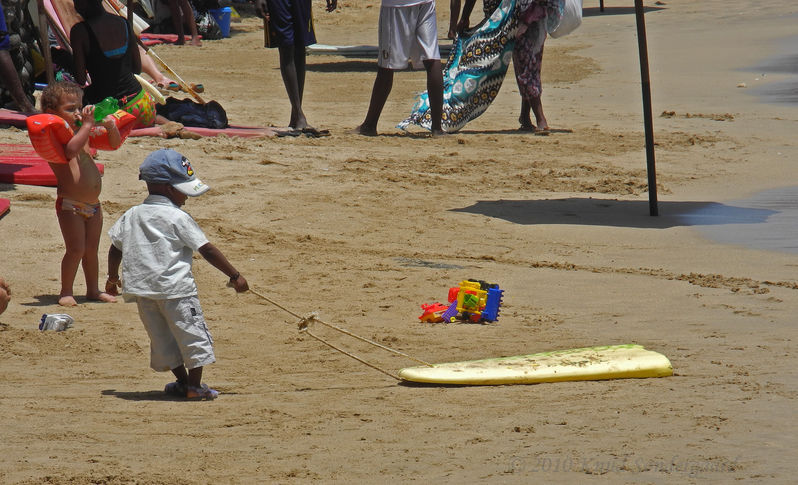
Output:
top-left (634, 0), bottom-right (658, 216)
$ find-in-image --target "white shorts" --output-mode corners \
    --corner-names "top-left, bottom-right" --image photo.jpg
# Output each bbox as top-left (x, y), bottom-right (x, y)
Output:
top-left (378, 2), bottom-right (440, 70)
top-left (135, 295), bottom-right (215, 372)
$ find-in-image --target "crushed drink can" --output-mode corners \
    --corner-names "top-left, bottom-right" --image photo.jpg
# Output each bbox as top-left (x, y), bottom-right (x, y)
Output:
top-left (39, 314), bottom-right (74, 332)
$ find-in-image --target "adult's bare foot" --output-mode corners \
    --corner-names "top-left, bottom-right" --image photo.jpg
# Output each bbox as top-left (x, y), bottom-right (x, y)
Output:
top-left (58, 295), bottom-right (78, 307)
top-left (519, 114), bottom-right (535, 132)
top-left (88, 291), bottom-right (117, 303)
top-left (350, 124), bottom-right (378, 136)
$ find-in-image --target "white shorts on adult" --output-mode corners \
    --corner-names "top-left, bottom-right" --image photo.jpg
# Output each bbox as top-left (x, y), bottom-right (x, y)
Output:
top-left (378, 1), bottom-right (440, 70)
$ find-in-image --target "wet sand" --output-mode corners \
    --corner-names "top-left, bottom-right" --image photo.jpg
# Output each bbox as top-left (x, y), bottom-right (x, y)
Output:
top-left (2, 0), bottom-right (798, 483)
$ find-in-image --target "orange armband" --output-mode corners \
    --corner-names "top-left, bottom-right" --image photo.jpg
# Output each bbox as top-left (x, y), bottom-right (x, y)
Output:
top-left (26, 114), bottom-right (73, 164)
top-left (88, 110), bottom-right (137, 150)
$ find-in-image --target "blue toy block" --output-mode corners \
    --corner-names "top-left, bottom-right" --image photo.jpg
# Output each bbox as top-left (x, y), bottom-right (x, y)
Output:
top-left (481, 287), bottom-right (503, 322)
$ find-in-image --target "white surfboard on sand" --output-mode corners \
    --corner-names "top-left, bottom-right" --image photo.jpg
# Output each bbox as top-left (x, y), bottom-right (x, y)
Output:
top-left (398, 344), bottom-right (673, 385)
top-left (307, 44), bottom-right (453, 59)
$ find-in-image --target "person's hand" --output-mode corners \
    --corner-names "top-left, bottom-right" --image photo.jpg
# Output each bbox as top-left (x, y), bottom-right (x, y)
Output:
top-left (105, 277), bottom-right (121, 296)
top-left (326, 0), bottom-right (337, 12)
top-left (228, 274), bottom-right (249, 293)
top-left (80, 105), bottom-right (96, 127)
top-left (255, 0), bottom-right (269, 20)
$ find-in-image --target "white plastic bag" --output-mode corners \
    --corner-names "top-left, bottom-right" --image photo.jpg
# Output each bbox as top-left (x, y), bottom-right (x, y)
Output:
top-left (39, 314), bottom-right (74, 332)
top-left (549, 0), bottom-right (583, 39)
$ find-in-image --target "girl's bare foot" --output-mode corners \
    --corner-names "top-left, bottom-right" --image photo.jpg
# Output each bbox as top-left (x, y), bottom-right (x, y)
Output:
top-left (59, 295), bottom-right (78, 307)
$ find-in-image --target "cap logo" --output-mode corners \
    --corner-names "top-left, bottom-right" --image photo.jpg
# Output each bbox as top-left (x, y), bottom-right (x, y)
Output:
top-left (182, 157), bottom-right (194, 177)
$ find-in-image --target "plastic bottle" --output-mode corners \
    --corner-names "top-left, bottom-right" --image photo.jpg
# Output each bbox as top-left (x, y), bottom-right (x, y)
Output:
top-left (39, 313), bottom-right (74, 332)
top-left (92, 97), bottom-right (120, 122)
top-left (76, 97), bottom-right (119, 126)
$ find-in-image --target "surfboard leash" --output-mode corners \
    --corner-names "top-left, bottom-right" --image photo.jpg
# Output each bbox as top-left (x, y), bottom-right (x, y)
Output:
top-left (247, 287), bottom-right (434, 380)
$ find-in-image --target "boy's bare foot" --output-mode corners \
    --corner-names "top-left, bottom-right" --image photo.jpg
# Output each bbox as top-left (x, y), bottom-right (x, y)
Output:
top-left (350, 124), bottom-right (377, 136)
top-left (88, 292), bottom-right (117, 303)
top-left (58, 295), bottom-right (78, 307)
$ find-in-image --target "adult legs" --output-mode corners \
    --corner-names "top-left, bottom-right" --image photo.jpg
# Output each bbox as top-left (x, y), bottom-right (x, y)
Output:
top-left (353, 66), bottom-right (394, 136)
top-left (168, 0), bottom-right (201, 46)
top-left (0, 50), bottom-right (35, 113)
top-left (448, 0), bottom-right (461, 39)
top-left (513, 20), bottom-right (547, 132)
top-left (423, 58), bottom-right (444, 135)
top-left (277, 45), bottom-right (310, 130)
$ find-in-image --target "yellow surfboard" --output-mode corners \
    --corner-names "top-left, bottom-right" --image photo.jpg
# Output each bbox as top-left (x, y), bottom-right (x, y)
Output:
top-left (398, 344), bottom-right (673, 385)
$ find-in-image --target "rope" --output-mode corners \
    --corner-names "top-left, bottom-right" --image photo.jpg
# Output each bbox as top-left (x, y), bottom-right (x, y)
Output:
top-left (303, 329), bottom-right (400, 381)
top-left (247, 288), bottom-right (434, 376)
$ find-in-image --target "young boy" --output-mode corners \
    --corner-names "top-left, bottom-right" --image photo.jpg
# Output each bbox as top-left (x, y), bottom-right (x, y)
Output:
top-left (105, 149), bottom-right (249, 400)
top-left (40, 81), bottom-right (120, 306)
top-left (352, 0), bottom-right (445, 136)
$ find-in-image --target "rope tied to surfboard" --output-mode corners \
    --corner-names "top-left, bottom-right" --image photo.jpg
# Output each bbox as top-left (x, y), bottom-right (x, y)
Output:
top-left (247, 288), bottom-right (433, 380)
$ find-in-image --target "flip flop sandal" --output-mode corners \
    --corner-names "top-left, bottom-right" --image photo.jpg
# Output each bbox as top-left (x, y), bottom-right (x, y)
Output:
top-left (187, 384), bottom-right (219, 400)
top-left (275, 128), bottom-right (302, 137)
top-left (164, 381), bottom-right (187, 397)
top-left (301, 127), bottom-right (331, 138)
top-left (190, 83), bottom-right (204, 94)
top-left (165, 82), bottom-right (181, 92)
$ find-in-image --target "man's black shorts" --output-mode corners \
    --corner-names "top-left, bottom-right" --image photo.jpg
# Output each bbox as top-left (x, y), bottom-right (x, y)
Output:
top-left (265, 0), bottom-right (317, 48)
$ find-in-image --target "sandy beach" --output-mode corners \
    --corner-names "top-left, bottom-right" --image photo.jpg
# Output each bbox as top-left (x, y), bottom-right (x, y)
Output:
top-left (2, 0), bottom-right (798, 482)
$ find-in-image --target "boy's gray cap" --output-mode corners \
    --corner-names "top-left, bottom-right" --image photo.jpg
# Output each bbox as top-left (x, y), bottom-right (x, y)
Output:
top-left (139, 149), bottom-right (209, 196)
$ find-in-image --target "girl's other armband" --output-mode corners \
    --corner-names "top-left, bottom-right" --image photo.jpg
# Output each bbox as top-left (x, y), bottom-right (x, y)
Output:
top-left (88, 110), bottom-right (137, 150)
top-left (26, 113), bottom-right (73, 164)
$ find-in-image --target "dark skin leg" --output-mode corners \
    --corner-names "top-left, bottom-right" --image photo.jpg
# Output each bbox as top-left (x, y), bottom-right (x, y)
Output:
top-left (171, 364), bottom-right (203, 389)
top-left (448, 0), bottom-right (461, 39)
top-left (0, 50), bottom-right (35, 113)
top-left (530, 95), bottom-right (548, 131)
top-left (167, 0), bottom-right (185, 45)
top-left (354, 59), bottom-right (444, 136)
top-left (278, 45), bottom-right (310, 130)
top-left (352, 66), bottom-right (394, 136)
top-left (519, 96), bottom-right (548, 132)
top-left (423, 59), bottom-right (445, 136)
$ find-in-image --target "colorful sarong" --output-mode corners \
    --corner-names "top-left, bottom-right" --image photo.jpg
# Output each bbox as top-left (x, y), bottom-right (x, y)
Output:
top-left (120, 88), bottom-right (156, 128)
top-left (399, 0), bottom-right (564, 133)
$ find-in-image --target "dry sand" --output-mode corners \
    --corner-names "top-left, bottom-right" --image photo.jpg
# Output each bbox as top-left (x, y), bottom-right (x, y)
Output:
top-left (2, 0), bottom-right (798, 482)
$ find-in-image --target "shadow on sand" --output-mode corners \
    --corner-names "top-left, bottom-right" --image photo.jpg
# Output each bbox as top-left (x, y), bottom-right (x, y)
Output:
top-left (452, 198), bottom-right (777, 230)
